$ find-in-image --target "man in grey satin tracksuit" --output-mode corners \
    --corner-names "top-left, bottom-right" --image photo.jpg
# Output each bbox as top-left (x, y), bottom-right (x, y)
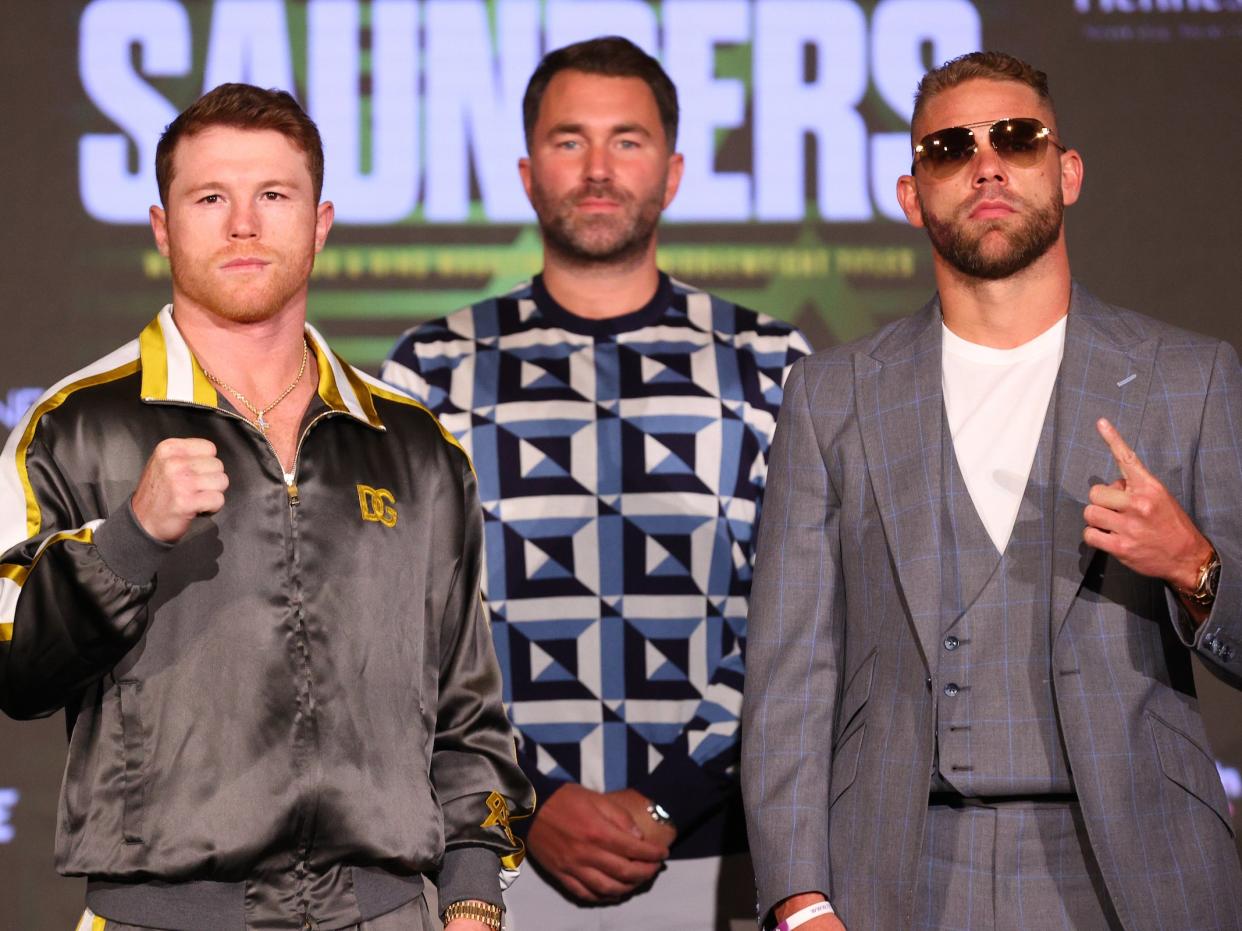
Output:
top-left (742, 51), bottom-right (1242, 931)
top-left (0, 84), bottom-right (531, 931)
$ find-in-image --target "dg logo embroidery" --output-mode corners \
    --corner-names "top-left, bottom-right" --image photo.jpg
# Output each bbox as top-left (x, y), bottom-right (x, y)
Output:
top-left (481, 790), bottom-right (518, 846)
top-left (357, 484), bottom-right (398, 527)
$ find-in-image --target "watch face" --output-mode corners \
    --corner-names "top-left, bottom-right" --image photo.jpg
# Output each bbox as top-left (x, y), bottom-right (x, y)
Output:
top-left (1206, 560), bottom-right (1222, 597)
top-left (648, 802), bottom-right (672, 824)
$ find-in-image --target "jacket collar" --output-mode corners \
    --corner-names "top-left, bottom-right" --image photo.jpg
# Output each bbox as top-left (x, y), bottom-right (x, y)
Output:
top-left (138, 305), bottom-right (385, 430)
top-left (855, 281), bottom-right (1157, 665)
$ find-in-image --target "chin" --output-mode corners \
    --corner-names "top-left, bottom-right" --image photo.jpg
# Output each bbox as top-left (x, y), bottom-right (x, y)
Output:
top-left (578, 236), bottom-right (632, 258)
top-left (204, 293), bottom-right (288, 324)
top-left (570, 222), bottom-right (629, 250)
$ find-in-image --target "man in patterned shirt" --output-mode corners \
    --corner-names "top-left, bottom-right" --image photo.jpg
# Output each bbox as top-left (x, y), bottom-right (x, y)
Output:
top-left (384, 36), bottom-right (809, 931)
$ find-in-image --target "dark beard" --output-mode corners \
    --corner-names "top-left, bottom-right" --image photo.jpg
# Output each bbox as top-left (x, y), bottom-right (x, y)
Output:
top-left (531, 180), bottom-right (664, 267)
top-left (921, 189), bottom-right (1064, 281)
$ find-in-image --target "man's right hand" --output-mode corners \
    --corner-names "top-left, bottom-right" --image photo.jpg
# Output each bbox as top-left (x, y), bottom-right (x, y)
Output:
top-left (526, 783), bottom-right (669, 903)
top-left (773, 893), bottom-right (847, 931)
top-left (131, 439), bottom-right (228, 543)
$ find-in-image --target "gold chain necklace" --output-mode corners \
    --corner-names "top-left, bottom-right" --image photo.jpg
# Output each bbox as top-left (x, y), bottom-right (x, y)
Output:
top-left (202, 339), bottom-right (309, 434)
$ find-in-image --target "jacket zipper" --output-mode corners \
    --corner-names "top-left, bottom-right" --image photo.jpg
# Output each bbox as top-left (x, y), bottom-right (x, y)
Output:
top-left (284, 410), bottom-right (335, 504)
top-left (202, 407), bottom-right (337, 506)
top-left (150, 402), bottom-right (343, 913)
top-left (272, 409), bottom-right (336, 912)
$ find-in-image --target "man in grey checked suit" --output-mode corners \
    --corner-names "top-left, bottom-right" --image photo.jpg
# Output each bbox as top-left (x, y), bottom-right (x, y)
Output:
top-left (741, 51), bottom-right (1242, 931)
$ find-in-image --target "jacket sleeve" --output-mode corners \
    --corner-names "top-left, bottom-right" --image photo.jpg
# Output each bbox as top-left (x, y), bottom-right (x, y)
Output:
top-left (432, 453), bottom-right (536, 911)
top-left (740, 356), bottom-right (845, 922)
top-left (1169, 339), bottom-right (1242, 687)
top-left (0, 426), bottom-right (169, 720)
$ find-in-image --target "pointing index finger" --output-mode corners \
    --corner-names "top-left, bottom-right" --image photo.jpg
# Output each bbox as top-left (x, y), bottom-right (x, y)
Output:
top-left (1096, 417), bottom-right (1148, 481)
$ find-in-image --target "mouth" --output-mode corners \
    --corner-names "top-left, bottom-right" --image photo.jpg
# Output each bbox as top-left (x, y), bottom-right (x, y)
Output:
top-left (969, 200), bottom-right (1016, 220)
top-left (220, 257), bottom-right (270, 271)
top-left (575, 197), bottom-right (622, 212)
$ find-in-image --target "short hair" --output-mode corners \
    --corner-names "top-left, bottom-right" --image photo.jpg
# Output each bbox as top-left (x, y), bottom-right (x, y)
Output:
top-left (155, 83), bottom-right (324, 205)
top-left (912, 51), bottom-right (1056, 133)
top-left (522, 36), bottom-right (679, 150)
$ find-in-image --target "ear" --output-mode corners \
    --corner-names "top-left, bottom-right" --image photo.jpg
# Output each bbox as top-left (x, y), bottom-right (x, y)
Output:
top-left (1059, 147), bottom-right (1084, 207)
top-left (518, 156), bottom-right (534, 204)
top-left (896, 174), bottom-right (925, 229)
top-left (150, 205), bottom-right (170, 257)
top-left (314, 201), bottom-right (334, 253)
top-left (661, 152), bottom-right (685, 210)
top-left (660, 152), bottom-right (690, 211)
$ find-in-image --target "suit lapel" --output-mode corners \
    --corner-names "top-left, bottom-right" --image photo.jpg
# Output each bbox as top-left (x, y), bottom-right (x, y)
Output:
top-left (856, 301), bottom-right (944, 670)
top-left (1050, 284), bottom-right (1157, 642)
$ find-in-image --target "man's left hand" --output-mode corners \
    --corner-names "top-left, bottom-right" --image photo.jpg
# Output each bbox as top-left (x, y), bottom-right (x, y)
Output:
top-left (605, 788), bottom-right (677, 848)
top-left (1083, 418), bottom-right (1212, 592)
top-left (443, 921), bottom-right (492, 931)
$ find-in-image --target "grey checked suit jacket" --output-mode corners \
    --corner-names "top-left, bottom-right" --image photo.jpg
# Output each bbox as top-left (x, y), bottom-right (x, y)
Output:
top-left (742, 284), bottom-right (1242, 929)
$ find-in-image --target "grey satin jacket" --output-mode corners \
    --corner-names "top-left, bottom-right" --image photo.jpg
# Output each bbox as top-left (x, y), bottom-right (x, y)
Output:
top-left (0, 307), bottom-right (533, 930)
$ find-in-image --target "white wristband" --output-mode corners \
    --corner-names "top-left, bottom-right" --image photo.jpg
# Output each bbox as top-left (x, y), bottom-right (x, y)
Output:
top-left (776, 900), bottom-right (834, 930)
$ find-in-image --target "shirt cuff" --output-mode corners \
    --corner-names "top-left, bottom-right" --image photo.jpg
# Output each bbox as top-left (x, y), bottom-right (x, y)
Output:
top-left (94, 498), bottom-right (174, 586)
top-left (633, 749), bottom-right (736, 833)
top-left (437, 845), bottom-right (504, 913)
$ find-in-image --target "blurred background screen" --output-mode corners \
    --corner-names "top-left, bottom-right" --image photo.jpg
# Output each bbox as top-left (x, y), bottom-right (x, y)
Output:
top-left (2, 2), bottom-right (1240, 927)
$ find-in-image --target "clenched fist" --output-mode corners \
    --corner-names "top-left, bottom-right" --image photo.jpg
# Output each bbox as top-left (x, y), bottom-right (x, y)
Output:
top-left (131, 438), bottom-right (229, 543)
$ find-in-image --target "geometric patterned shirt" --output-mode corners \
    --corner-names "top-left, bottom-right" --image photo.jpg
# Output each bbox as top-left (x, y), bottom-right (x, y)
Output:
top-left (383, 273), bottom-right (809, 852)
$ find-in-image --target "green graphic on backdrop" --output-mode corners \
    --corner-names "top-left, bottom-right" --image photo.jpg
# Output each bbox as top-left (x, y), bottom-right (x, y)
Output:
top-left (139, 229), bottom-right (928, 362)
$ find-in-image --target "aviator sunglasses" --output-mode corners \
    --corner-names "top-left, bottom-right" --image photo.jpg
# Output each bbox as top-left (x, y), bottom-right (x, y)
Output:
top-left (912, 117), bottom-right (1066, 179)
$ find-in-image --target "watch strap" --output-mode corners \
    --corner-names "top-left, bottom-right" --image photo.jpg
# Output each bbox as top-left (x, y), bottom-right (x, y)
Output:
top-left (1178, 547), bottom-right (1220, 606)
top-left (442, 899), bottom-right (504, 929)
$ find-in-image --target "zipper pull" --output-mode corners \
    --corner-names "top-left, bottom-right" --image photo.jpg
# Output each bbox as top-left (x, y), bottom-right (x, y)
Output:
top-left (287, 482), bottom-right (300, 506)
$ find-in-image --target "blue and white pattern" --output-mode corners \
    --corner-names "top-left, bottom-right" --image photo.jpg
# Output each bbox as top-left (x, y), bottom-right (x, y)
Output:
top-left (384, 274), bottom-right (809, 816)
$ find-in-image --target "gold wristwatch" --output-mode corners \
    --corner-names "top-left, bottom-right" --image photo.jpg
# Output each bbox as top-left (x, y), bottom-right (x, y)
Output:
top-left (442, 899), bottom-right (504, 930)
top-left (1177, 547), bottom-right (1221, 608)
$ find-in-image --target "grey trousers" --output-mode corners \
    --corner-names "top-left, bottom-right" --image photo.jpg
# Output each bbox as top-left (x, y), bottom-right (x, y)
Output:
top-left (910, 800), bottom-right (1123, 931)
top-left (99, 894), bottom-right (434, 931)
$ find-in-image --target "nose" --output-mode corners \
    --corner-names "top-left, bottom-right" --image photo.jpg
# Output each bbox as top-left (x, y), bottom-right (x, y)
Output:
top-left (971, 136), bottom-right (1008, 187)
top-left (228, 200), bottom-right (259, 240)
top-left (584, 144), bottom-right (613, 183)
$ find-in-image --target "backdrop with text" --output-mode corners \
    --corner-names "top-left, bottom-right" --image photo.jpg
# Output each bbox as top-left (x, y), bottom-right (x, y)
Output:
top-left (2, 2), bottom-right (1241, 927)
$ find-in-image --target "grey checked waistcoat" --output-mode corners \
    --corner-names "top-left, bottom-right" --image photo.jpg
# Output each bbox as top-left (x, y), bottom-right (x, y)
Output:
top-left (933, 393), bottom-right (1074, 796)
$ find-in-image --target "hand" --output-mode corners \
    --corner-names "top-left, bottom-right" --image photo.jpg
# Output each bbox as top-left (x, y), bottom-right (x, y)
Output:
top-left (604, 788), bottom-right (677, 848)
top-left (773, 893), bottom-right (847, 931)
top-left (526, 783), bottom-right (669, 903)
top-left (1083, 419), bottom-right (1211, 591)
top-left (130, 438), bottom-right (229, 543)
top-left (443, 921), bottom-right (492, 931)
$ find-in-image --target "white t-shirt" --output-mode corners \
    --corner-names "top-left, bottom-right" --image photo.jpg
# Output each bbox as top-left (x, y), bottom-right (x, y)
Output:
top-left (941, 316), bottom-right (1067, 553)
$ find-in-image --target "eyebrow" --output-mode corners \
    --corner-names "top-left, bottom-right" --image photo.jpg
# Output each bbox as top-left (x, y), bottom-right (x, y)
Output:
top-left (548, 122), bottom-right (653, 139)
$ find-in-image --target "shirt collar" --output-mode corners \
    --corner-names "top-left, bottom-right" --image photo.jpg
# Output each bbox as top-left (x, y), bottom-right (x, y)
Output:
top-left (137, 304), bottom-right (385, 430)
top-left (529, 272), bottom-right (674, 336)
